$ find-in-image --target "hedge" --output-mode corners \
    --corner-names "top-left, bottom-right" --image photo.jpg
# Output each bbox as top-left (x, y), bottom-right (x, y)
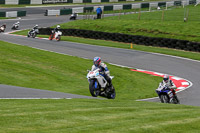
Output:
top-left (38, 28), bottom-right (200, 52)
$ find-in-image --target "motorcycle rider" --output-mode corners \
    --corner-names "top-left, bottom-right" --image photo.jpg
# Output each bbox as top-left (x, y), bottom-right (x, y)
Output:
top-left (28, 24), bottom-right (39, 36)
top-left (53, 25), bottom-right (60, 33)
top-left (158, 74), bottom-right (179, 102)
top-left (0, 23), bottom-right (6, 32)
top-left (13, 21), bottom-right (20, 29)
top-left (91, 57), bottom-right (113, 89)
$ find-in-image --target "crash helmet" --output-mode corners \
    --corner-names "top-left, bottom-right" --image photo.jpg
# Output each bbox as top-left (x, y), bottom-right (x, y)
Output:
top-left (35, 24), bottom-right (38, 28)
top-left (93, 57), bottom-right (101, 67)
top-left (17, 21), bottom-right (20, 24)
top-left (57, 25), bottom-right (60, 29)
top-left (163, 74), bottom-right (169, 83)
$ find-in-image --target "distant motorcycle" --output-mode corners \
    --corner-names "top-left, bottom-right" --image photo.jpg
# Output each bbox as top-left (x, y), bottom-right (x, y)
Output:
top-left (0, 24), bottom-right (6, 33)
top-left (27, 29), bottom-right (39, 38)
top-left (49, 30), bottom-right (62, 41)
top-left (70, 13), bottom-right (78, 20)
top-left (156, 83), bottom-right (180, 104)
top-left (87, 68), bottom-right (116, 99)
top-left (11, 22), bottom-right (20, 30)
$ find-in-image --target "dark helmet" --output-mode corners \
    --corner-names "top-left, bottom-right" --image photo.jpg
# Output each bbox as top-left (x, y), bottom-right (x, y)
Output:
top-left (163, 74), bottom-right (169, 83)
top-left (93, 57), bottom-right (101, 67)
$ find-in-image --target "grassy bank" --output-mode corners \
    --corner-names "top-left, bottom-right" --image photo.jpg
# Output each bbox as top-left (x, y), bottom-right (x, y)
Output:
top-left (0, 40), bottom-right (161, 100)
top-left (13, 30), bottom-right (200, 61)
top-left (59, 5), bottom-right (200, 42)
top-left (0, 99), bottom-right (200, 132)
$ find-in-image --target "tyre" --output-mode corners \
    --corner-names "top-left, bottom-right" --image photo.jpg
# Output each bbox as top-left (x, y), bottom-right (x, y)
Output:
top-left (49, 34), bottom-right (53, 40)
top-left (89, 80), bottom-right (100, 97)
top-left (172, 96), bottom-right (180, 104)
top-left (107, 86), bottom-right (116, 99)
top-left (32, 33), bottom-right (36, 38)
top-left (160, 94), bottom-right (169, 103)
top-left (56, 35), bottom-right (61, 41)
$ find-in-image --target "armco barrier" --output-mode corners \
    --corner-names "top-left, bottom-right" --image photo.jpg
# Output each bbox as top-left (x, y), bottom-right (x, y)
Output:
top-left (0, 0), bottom-right (5, 4)
top-left (2, 0), bottom-right (42, 4)
top-left (39, 28), bottom-right (200, 52)
top-left (0, 11), bottom-right (26, 17)
top-left (45, 0), bottom-right (197, 16)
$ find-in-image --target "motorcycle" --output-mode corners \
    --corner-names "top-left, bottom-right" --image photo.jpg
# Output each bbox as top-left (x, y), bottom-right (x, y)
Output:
top-left (156, 83), bottom-right (180, 104)
top-left (70, 13), bottom-right (78, 20)
top-left (0, 25), bottom-right (6, 33)
top-left (49, 30), bottom-right (62, 41)
top-left (86, 68), bottom-right (116, 99)
top-left (27, 29), bottom-right (39, 38)
top-left (11, 22), bottom-right (20, 30)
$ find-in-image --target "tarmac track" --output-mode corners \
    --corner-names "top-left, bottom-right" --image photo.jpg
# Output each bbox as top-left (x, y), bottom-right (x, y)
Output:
top-left (0, 9), bottom-right (200, 106)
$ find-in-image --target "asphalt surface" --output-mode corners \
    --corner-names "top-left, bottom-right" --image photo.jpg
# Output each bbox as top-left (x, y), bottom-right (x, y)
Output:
top-left (0, 9), bottom-right (200, 106)
top-left (0, 84), bottom-right (99, 99)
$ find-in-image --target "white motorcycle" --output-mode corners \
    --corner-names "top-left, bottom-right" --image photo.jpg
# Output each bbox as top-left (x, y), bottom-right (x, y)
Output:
top-left (49, 30), bottom-right (62, 41)
top-left (27, 29), bottom-right (39, 38)
top-left (11, 22), bottom-right (20, 30)
top-left (0, 25), bottom-right (6, 33)
top-left (87, 68), bottom-right (116, 99)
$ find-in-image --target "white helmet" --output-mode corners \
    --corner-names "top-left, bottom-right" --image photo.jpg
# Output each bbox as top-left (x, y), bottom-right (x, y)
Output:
top-left (57, 25), bottom-right (60, 29)
top-left (35, 24), bottom-right (38, 27)
top-left (17, 21), bottom-right (20, 24)
top-left (163, 74), bottom-right (169, 83)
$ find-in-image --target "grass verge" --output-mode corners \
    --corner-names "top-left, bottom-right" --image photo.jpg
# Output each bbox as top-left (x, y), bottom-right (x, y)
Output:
top-left (0, 99), bottom-right (200, 132)
top-left (58, 5), bottom-right (200, 42)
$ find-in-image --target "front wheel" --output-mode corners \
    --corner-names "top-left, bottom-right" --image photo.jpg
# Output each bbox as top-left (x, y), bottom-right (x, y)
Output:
top-left (89, 80), bottom-right (100, 97)
top-left (160, 94), bottom-right (169, 103)
top-left (49, 34), bottom-right (54, 40)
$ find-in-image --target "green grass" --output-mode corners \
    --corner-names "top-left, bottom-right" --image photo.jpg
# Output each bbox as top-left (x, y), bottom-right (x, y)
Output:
top-left (13, 30), bottom-right (200, 61)
top-left (58, 5), bottom-right (200, 42)
top-left (0, 17), bottom-right (15, 19)
top-left (0, 99), bottom-right (200, 132)
top-left (1, 39), bottom-right (200, 132)
top-left (0, 40), bottom-right (161, 100)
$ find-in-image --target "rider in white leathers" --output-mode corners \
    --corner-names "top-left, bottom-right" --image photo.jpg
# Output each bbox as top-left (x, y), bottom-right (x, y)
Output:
top-left (91, 57), bottom-right (112, 88)
top-left (158, 74), bottom-right (179, 102)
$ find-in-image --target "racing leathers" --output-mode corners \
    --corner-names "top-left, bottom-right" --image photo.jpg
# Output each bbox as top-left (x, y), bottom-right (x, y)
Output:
top-left (159, 79), bottom-right (179, 102)
top-left (29, 26), bottom-right (39, 34)
top-left (91, 62), bottom-right (112, 88)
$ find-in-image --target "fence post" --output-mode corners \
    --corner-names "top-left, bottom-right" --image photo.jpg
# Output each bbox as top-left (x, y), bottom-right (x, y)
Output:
top-left (138, 9), bottom-right (141, 20)
top-left (162, 9), bottom-right (164, 21)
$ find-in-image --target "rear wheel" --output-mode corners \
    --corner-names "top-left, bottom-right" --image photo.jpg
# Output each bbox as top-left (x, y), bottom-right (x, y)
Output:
top-left (32, 33), bottom-right (36, 38)
top-left (56, 35), bottom-right (61, 41)
top-left (89, 80), bottom-right (100, 97)
top-left (107, 86), bottom-right (116, 99)
top-left (172, 96), bottom-right (180, 104)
